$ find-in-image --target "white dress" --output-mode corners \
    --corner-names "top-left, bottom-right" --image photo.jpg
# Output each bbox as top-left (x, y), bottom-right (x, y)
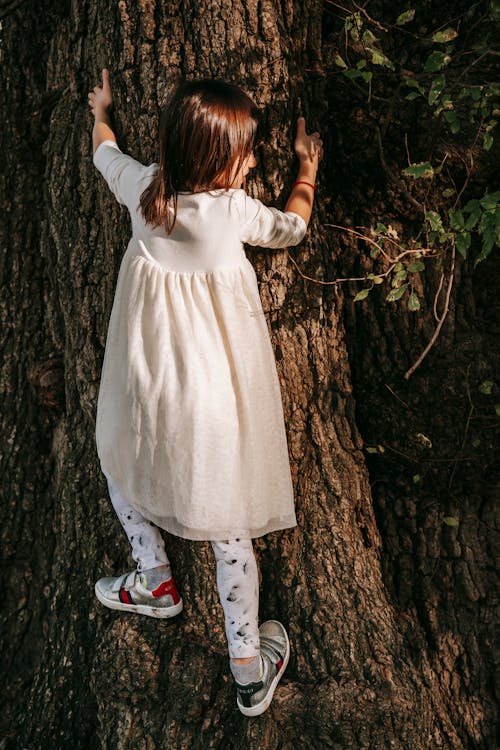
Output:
top-left (93, 140), bottom-right (307, 541)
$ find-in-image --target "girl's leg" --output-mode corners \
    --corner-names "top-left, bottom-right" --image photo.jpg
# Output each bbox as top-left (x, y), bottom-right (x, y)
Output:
top-left (211, 538), bottom-right (260, 662)
top-left (105, 473), bottom-right (171, 573)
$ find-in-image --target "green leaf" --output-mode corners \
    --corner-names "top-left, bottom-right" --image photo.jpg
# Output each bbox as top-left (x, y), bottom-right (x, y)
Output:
top-left (372, 276), bottom-right (384, 284)
top-left (428, 74), bottom-right (446, 106)
top-left (354, 288), bottom-right (371, 301)
top-left (432, 28), bottom-right (458, 43)
top-left (386, 282), bottom-right (409, 302)
top-left (456, 232), bottom-right (471, 258)
top-left (371, 49), bottom-right (395, 69)
top-left (407, 261), bottom-right (425, 272)
top-left (408, 291), bottom-right (421, 311)
top-left (424, 51), bottom-right (450, 72)
top-left (425, 209), bottom-right (444, 232)
top-left (342, 69), bottom-right (365, 80)
top-left (479, 380), bottom-right (493, 394)
top-left (412, 474), bottom-right (421, 483)
top-left (449, 209), bottom-right (465, 230)
top-left (405, 91), bottom-right (421, 101)
top-left (403, 161), bottom-right (434, 178)
top-left (442, 188), bottom-right (455, 198)
top-left (443, 109), bottom-right (460, 133)
top-left (366, 447), bottom-right (379, 453)
top-left (472, 438), bottom-right (481, 447)
top-left (484, 132), bottom-right (494, 150)
top-left (479, 191), bottom-right (500, 210)
top-left (393, 269), bottom-right (408, 283)
top-left (375, 222), bottom-right (388, 233)
top-left (396, 9), bottom-right (415, 25)
top-left (334, 53), bottom-right (348, 68)
top-left (404, 78), bottom-right (425, 93)
top-left (362, 29), bottom-right (377, 45)
top-left (362, 71), bottom-right (373, 83)
top-left (356, 59), bottom-right (367, 69)
top-left (443, 516), bottom-right (459, 526)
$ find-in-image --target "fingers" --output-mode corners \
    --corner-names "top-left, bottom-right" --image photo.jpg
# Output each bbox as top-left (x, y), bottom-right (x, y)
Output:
top-left (102, 67), bottom-right (111, 89)
top-left (296, 116), bottom-right (306, 136)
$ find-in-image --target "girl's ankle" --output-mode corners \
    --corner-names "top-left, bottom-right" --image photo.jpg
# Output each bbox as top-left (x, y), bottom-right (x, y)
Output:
top-left (232, 655), bottom-right (259, 665)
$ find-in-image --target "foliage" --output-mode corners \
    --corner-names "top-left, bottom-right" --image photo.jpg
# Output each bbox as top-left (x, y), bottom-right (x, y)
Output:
top-left (325, 0), bottom-right (499, 312)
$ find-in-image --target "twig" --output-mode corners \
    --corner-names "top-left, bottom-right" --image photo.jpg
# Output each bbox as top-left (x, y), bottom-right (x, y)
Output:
top-left (433, 272), bottom-right (445, 323)
top-left (375, 126), bottom-right (424, 212)
top-left (404, 242), bottom-right (456, 379)
top-left (381, 442), bottom-right (477, 463)
top-left (286, 224), bottom-right (437, 286)
top-left (351, 0), bottom-right (389, 32)
top-left (384, 383), bottom-right (411, 409)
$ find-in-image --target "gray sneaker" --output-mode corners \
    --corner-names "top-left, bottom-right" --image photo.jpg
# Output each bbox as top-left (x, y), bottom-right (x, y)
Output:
top-left (233, 620), bottom-right (290, 717)
top-left (94, 568), bottom-right (183, 619)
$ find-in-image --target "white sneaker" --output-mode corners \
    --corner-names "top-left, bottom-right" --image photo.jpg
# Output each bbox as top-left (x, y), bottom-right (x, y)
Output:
top-left (94, 568), bottom-right (183, 619)
top-left (233, 620), bottom-right (290, 717)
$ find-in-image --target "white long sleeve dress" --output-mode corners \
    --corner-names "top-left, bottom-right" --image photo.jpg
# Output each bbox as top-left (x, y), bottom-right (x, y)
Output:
top-left (93, 140), bottom-right (307, 540)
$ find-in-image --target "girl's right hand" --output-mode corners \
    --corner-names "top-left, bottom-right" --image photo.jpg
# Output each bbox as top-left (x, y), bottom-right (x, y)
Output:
top-left (294, 116), bottom-right (323, 166)
top-left (88, 68), bottom-right (114, 120)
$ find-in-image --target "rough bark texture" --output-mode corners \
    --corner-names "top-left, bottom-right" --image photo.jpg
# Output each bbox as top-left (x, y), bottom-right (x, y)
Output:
top-left (1, 1), bottom-right (497, 748)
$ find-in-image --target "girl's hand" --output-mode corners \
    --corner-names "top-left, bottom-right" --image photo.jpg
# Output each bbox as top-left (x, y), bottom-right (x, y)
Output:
top-left (88, 68), bottom-right (113, 120)
top-left (294, 116), bottom-right (323, 166)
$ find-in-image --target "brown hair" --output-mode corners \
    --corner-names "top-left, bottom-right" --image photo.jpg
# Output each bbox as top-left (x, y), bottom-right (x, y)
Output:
top-left (139, 78), bottom-right (264, 235)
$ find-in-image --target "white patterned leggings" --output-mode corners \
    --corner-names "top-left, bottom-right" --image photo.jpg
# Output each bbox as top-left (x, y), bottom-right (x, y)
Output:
top-left (105, 476), bottom-right (260, 660)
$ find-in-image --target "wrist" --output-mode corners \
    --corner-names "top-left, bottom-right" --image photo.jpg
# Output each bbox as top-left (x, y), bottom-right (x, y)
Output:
top-left (95, 106), bottom-right (113, 125)
top-left (297, 161), bottom-right (318, 183)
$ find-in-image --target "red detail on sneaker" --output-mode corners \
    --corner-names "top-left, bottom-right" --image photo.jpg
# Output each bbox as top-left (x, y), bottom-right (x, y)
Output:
top-left (152, 576), bottom-right (181, 603)
top-left (277, 659), bottom-right (283, 671)
top-left (120, 588), bottom-right (133, 604)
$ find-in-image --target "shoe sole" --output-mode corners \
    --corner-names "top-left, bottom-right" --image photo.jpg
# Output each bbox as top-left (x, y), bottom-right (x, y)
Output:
top-left (94, 583), bottom-right (183, 619)
top-left (236, 620), bottom-right (290, 717)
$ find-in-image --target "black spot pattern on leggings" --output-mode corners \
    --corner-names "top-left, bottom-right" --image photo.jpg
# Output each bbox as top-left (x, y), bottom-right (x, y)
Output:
top-left (243, 562), bottom-right (247, 574)
top-left (236, 628), bottom-right (246, 637)
top-left (227, 592), bottom-right (237, 602)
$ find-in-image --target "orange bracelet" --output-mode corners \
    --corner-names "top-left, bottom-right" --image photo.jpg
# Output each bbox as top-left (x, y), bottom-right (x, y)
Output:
top-left (293, 180), bottom-right (316, 191)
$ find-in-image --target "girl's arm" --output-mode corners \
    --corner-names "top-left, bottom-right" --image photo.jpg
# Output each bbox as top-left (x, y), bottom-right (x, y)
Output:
top-left (88, 68), bottom-right (117, 155)
top-left (284, 117), bottom-right (323, 226)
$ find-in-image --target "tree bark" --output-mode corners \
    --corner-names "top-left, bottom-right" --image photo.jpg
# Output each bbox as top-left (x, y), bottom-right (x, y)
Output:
top-left (1, 1), bottom-right (496, 748)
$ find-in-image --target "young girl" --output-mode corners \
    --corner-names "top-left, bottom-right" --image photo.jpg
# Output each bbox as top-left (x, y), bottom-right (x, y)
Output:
top-left (88, 68), bottom-right (322, 717)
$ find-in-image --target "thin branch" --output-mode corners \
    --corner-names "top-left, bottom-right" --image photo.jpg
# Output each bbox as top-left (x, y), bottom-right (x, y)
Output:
top-left (433, 272), bottom-right (445, 323)
top-left (376, 126), bottom-right (424, 212)
top-left (384, 383), bottom-right (411, 410)
top-left (404, 242), bottom-right (456, 379)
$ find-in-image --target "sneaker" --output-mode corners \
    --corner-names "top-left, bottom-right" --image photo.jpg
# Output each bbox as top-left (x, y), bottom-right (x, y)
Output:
top-left (94, 568), bottom-right (183, 619)
top-left (234, 620), bottom-right (290, 717)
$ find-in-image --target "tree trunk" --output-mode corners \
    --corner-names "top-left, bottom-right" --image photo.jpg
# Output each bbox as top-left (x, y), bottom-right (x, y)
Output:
top-left (1, 1), bottom-right (496, 748)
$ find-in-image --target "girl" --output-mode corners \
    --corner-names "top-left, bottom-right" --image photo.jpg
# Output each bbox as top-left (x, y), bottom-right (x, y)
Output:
top-left (88, 68), bottom-right (322, 717)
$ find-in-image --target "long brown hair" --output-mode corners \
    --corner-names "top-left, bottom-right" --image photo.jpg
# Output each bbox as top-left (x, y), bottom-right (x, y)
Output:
top-left (139, 78), bottom-right (264, 235)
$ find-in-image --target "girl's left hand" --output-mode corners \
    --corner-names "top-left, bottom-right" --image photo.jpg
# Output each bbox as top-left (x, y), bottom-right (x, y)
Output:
top-left (88, 68), bottom-right (113, 119)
